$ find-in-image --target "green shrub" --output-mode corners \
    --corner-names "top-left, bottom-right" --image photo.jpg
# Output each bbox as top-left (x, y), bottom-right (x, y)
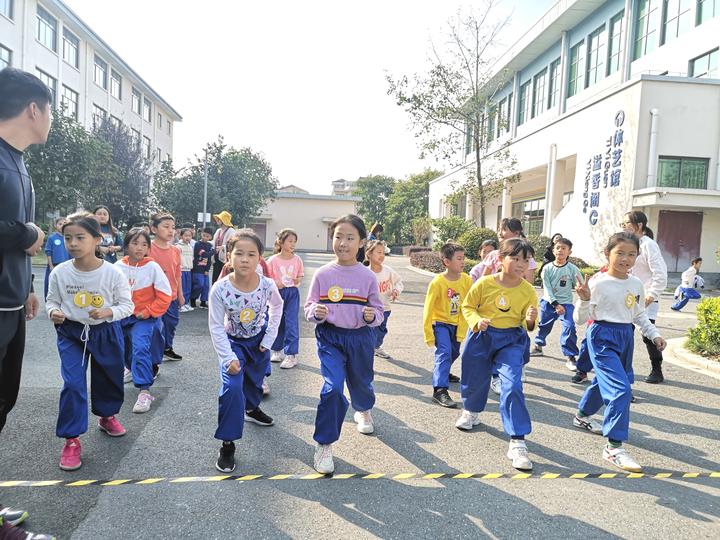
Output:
top-left (458, 228), bottom-right (498, 259)
top-left (410, 251), bottom-right (444, 273)
top-left (569, 256), bottom-right (592, 268)
top-left (463, 258), bottom-right (480, 274)
top-left (525, 234), bottom-right (551, 261)
top-left (686, 297), bottom-right (720, 358)
top-left (432, 216), bottom-right (474, 250)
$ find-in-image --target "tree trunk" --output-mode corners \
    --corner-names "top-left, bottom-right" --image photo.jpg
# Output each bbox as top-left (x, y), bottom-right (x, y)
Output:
top-left (475, 126), bottom-right (486, 228)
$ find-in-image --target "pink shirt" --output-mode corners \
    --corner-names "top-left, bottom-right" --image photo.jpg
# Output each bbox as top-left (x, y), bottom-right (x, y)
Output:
top-left (481, 249), bottom-right (537, 274)
top-left (267, 254), bottom-right (305, 288)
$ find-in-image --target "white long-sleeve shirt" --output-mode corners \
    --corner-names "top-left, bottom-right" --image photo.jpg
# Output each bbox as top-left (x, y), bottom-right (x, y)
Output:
top-left (208, 274), bottom-right (283, 369)
top-left (631, 235), bottom-right (667, 301)
top-left (574, 273), bottom-right (660, 341)
top-left (46, 260), bottom-right (134, 325)
top-left (372, 264), bottom-right (404, 311)
top-left (680, 266), bottom-right (697, 288)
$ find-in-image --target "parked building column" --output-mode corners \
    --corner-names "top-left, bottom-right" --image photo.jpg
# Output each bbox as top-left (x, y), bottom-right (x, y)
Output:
top-left (543, 143), bottom-right (558, 236)
top-left (621, 0), bottom-right (634, 83)
top-left (647, 108), bottom-right (660, 188)
top-left (559, 31), bottom-right (569, 115)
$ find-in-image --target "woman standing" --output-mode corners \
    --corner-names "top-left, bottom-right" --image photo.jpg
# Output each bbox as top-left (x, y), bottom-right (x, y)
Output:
top-left (211, 211), bottom-right (236, 284)
top-left (93, 205), bottom-right (123, 264)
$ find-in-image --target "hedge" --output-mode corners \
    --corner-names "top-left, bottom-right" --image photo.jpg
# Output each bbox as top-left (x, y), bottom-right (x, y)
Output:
top-left (410, 251), bottom-right (445, 273)
top-left (686, 297), bottom-right (720, 358)
top-left (458, 228), bottom-right (498, 259)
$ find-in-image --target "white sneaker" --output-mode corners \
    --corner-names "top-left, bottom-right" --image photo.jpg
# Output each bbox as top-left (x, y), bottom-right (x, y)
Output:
top-left (178, 304), bottom-right (187, 313)
top-left (280, 355), bottom-right (298, 369)
top-left (603, 445), bottom-right (642, 472)
top-left (123, 368), bottom-right (132, 384)
top-left (185, 304), bottom-right (194, 312)
top-left (354, 410), bottom-right (374, 434)
top-left (573, 414), bottom-right (603, 434)
top-left (374, 346), bottom-right (390, 359)
top-left (507, 440), bottom-right (533, 470)
top-left (262, 377), bottom-right (270, 396)
top-left (490, 376), bottom-right (501, 395)
top-left (270, 350), bottom-right (285, 363)
top-left (132, 392), bottom-right (154, 413)
top-left (565, 357), bottom-right (578, 371)
top-left (313, 443), bottom-right (334, 474)
top-left (455, 410), bottom-right (481, 431)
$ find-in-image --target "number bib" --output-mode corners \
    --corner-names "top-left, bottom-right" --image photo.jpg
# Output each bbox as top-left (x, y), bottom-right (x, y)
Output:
top-left (239, 308), bottom-right (256, 323)
top-left (74, 291), bottom-right (105, 308)
top-left (327, 286), bottom-right (344, 302)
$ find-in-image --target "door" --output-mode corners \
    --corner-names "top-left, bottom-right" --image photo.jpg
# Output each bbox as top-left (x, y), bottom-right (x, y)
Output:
top-left (656, 211), bottom-right (703, 272)
top-left (251, 223), bottom-right (267, 249)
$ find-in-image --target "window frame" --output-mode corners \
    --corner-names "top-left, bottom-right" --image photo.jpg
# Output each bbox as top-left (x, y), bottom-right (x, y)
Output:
top-left (61, 28), bottom-right (79, 69)
top-left (547, 58), bottom-right (561, 109)
top-left (60, 84), bottom-right (78, 119)
top-left (607, 11), bottom-right (624, 76)
top-left (518, 80), bottom-right (531, 125)
top-left (697, 0), bottom-right (718, 24)
top-left (662, 0), bottom-right (692, 44)
top-left (110, 69), bottom-right (122, 100)
top-left (92, 103), bottom-right (107, 129)
top-left (511, 196), bottom-right (545, 236)
top-left (142, 135), bottom-right (152, 160)
top-left (93, 54), bottom-right (108, 90)
top-left (586, 24), bottom-right (608, 87)
top-left (0, 44), bottom-right (11, 69)
top-left (1, 0), bottom-right (13, 20)
top-left (142, 97), bottom-right (152, 123)
top-left (36, 69), bottom-right (57, 107)
top-left (634, 0), bottom-right (661, 60)
top-left (657, 156), bottom-right (709, 189)
top-left (567, 40), bottom-right (585, 97)
top-left (689, 48), bottom-right (719, 77)
top-left (36, 5), bottom-right (58, 52)
top-left (532, 68), bottom-right (547, 118)
top-left (131, 88), bottom-right (141, 115)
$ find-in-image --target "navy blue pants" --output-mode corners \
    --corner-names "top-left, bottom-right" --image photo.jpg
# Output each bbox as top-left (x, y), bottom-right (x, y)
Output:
top-left (121, 316), bottom-right (164, 390)
top-left (55, 320), bottom-right (125, 438)
top-left (272, 287), bottom-right (300, 355)
top-left (374, 310), bottom-right (391, 348)
top-left (162, 299), bottom-right (180, 349)
top-left (181, 271), bottom-right (192, 305)
top-left (432, 323), bottom-right (460, 389)
top-left (461, 327), bottom-right (531, 437)
top-left (313, 324), bottom-right (375, 445)
top-left (578, 322), bottom-right (634, 441)
top-left (576, 335), bottom-right (593, 373)
top-left (44, 266), bottom-right (52, 300)
top-left (671, 287), bottom-right (701, 311)
top-left (215, 331), bottom-right (270, 441)
top-left (534, 299), bottom-right (579, 356)
top-left (191, 272), bottom-right (210, 303)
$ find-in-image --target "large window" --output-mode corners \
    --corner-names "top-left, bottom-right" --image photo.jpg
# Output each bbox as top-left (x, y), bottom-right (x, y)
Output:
top-left (36, 69), bottom-right (56, 106)
top-left (486, 109), bottom-right (496, 143)
top-left (586, 25), bottom-right (607, 87)
top-left (143, 98), bottom-right (152, 122)
top-left (634, 0), bottom-right (661, 60)
top-left (109, 115), bottom-right (121, 128)
top-left (110, 70), bottom-right (122, 99)
top-left (547, 59), bottom-right (560, 109)
top-left (61, 85), bottom-right (78, 119)
top-left (92, 104), bottom-right (106, 128)
top-left (131, 88), bottom-right (141, 114)
top-left (518, 81), bottom-right (531, 125)
top-left (607, 11), bottom-right (624, 75)
top-left (567, 41), bottom-right (585, 97)
top-left (157, 112), bottom-right (163, 129)
top-left (697, 0), bottom-right (718, 23)
top-left (0, 44), bottom-right (10, 69)
top-left (532, 68), bottom-right (547, 118)
top-left (1, 0), bottom-right (12, 19)
top-left (142, 136), bottom-right (151, 159)
top-left (497, 97), bottom-right (509, 137)
top-left (62, 28), bottom-right (79, 68)
top-left (94, 55), bottom-right (107, 89)
top-left (511, 197), bottom-right (545, 236)
top-left (36, 5), bottom-right (57, 52)
top-left (130, 128), bottom-right (140, 149)
top-left (690, 48), bottom-right (718, 77)
top-left (658, 157), bottom-right (709, 189)
top-left (662, 0), bottom-right (692, 43)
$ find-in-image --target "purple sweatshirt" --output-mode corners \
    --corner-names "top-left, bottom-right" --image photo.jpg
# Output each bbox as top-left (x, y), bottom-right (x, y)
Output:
top-left (304, 262), bottom-right (384, 329)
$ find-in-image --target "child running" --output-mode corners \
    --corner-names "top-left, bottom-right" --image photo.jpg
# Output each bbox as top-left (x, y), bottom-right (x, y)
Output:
top-left (671, 257), bottom-right (703, 311)
top-left (116, 228), bottom-right (172, 413)
top-left (365, 239), bottom-right (403, 359)
top-left (209, 230), bottom-right (283, 473)
top-left (572, 232), bottom-right (666, 472)
top-left (190, 227), bottom-right (215, 309)
top-left (456, 238), bottom-right (539, 470)
top-left (469, 239), bottom-right (498, 283)
top-left (46, 213), bottom-right (134, 471)
top-left (149, 213), bottom-right (184, 361)
top-left (44, 217), bottom-right (70, 299)
top-left (177, 228), bottom-right (195, 313)
top-left (422, 242), bottom-right (472, 409)
top-left (304, 215), bottom-right (384, 474)
top-left (268, 228), bottom-right (304, 369)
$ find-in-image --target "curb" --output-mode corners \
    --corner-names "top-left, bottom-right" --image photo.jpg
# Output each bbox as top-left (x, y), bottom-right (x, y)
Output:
top-left (405, 265), bottom-right (438, 278)
top-left (665, 337), bottom-right (720, 380)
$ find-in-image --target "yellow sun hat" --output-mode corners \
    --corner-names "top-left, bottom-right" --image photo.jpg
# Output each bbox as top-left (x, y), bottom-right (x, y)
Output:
top-left (212, 211), bottom-right (234, 227)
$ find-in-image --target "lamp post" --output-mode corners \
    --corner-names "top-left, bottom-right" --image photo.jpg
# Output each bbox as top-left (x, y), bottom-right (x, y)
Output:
top-left (202, 148), bottom-right (209, 230)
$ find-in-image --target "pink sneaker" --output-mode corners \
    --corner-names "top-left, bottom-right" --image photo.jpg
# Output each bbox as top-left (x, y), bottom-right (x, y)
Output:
top-left (98, 416), bottom-right (126, 437)
top-left (60, 437), bottom-right (82, 471)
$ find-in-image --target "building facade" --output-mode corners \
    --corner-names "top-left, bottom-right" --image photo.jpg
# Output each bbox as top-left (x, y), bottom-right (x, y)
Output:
top-left (429, 0), bottom-right (720, 272)
top-left (0, 0), bottom-right (181, 166)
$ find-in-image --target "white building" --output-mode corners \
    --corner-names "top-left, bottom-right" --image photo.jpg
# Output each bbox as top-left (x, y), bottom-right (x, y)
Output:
top-left (331, 178), bottom-right (358, 196)
top-left (0, 0), bottom-right (181, 165)
top-left (429, 0), bottom-right (720, 273)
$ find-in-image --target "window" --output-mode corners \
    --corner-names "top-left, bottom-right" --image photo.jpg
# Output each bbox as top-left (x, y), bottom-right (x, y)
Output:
top-left (547, 59), bottom-right (560, 108)
top-left (586, 25), bottom-right (607, 87)
top-left (62, 29), bottom-right (79, 68)
top-left (511, 197), bottom-right (545, 236)
top-left (92, 104), bottom-right (106, 128)
top-left (532, 68), bottom-right (547, 118)
top-left (0, 44), bottom-right (10, 69)
top-left (143, 98), bottom-right (152, 122)
top-left (157, 147), bottom-right (162, 163)
top-left (567, 41), bottom-right (585, 97)
top-left (157, 112), bottom-right (162, 129)
top-left (61, 85), bottom-right (78, 119)
top-left (634, 0), bottom-right (661, 60)
top-left (166, 153), bottom-right (171, 162)
top-left (94, 55), bottom-right (107, 89)
top-left (167, 120), bottom-right (172, 135)
top-left (131, 88), bottom-right (141, 114)
top-left (690, 48), bottom-right (719, 77)
top-left (486, 109), bottom-right (496, 143)
top-left (464, 123), bottom-right (474, 155)
top-left (130, 128), bottom-right (140, 149)
top-left (142, 136), bottom-right (151, 159)
top-left (658, 157), bottom-right (709, 188)
top-left (562, 191), bottom-right (574, 206)
top-left (36, 69), bottom-right (56, 106)
top-left (662, 0), bottom-right (692, 43)
top-left (36, 5), bottom-right (57, 52)
top-left (497, 97), bottom-right (508, 137)
top-left (518, 81), bottom-right (531, 125)
top-left (110, 70), bottom-right (122, 99)
top-left (1, 0), bottom-right (12, 19)
top-left (607, 11), bottom-right (624, 75)
top-left (109, 115), bottom-right (121, 128)
top-left (697, 0), bottom-right (718, 23)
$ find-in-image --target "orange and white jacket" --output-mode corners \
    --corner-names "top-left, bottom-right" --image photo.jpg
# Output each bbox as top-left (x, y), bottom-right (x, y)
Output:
top-left (115, 256), bottom-right (172, 319)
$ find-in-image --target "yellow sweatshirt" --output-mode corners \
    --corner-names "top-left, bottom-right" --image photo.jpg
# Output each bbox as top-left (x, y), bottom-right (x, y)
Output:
top-left (462, 275), bottom-right (538, 332)
top-left (422, 272), bottom-right (472, 345)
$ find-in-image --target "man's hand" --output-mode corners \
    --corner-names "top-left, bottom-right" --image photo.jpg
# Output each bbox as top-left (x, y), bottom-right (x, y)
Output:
top-left (653, 337), bottom-right (667, 352)
top-left (25, 293), bottom-right (39, 320)
top-left (24, 223), bottom-right (45, 256)
top-left (50, 309), bottom-right (66, 324)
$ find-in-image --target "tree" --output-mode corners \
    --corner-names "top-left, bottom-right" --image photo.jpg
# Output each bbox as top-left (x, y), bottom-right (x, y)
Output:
top-left (411, 217), bottom-right (433, 246)
top-left (387, 1), bottom-right (519, 227)
top-left (354, 175), bottom-right (396, 227)
top-left (385, 168), bottom-right (442, 244)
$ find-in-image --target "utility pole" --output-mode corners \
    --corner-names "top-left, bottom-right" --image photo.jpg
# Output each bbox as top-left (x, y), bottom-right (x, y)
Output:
top-left (202, 148), bottom-right (208, 230)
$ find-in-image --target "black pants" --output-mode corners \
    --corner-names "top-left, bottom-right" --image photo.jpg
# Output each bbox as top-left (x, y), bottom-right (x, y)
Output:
top-left (211, 258), bottom-right (224, 285)
top-left (0, 309), bottom-right (25, 434)
top-left (642, 318), bottom-right (663, 371)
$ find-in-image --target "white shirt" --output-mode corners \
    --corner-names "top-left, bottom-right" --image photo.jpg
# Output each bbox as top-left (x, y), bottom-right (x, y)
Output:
top-left (574, 273), bottom-right (660, 341)
top-left (680, 266), bottom-right (697, 288)
top-left (371, 264), bottom-right (403, 311)
top-left (631, 235), bottom-right (667, 301)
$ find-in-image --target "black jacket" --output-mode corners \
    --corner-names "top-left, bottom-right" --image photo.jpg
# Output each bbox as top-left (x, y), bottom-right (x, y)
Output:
top-left (0, 137), bottom-right (37, 309)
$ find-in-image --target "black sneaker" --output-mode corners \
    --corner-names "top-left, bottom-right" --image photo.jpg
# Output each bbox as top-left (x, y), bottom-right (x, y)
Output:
top-left (245, 407), bottom-right (274, 426)
top-left (529, 345), bottom-right (543, 357)
top-left (432, 388), bottom-right (457, 408)
top-left (199, 301), bottom-right (209, 309)
top-left (215, 441), bottom-right (236, 473)
top-left (164, 348), bottom-right (183, 361)
top-left (152, 364), bottom-right (160, 380)
top-left (189, 299), bottom-right (197, 308)
top-left (645, 369), bottom-right (664, 384)
top-left (448, 373), bottom-right (460, 383)
top-left (571, 371), bottom-right (588, 384)
top-left (630, 394), bottom-right (637, 403)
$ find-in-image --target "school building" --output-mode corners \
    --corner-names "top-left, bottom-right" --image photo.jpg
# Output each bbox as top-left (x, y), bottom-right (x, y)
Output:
top-left (429, 0), bottom-right (720, 273)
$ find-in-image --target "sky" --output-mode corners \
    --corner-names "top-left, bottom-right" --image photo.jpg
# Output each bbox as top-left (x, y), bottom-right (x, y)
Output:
top-left (63, 0), bottom-right (555, 194)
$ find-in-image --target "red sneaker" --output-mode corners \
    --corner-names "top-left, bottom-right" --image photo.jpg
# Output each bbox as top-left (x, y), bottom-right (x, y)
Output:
top-left (98, 416), bottom-right (126, 437)
top-left (60, 437), bottom-right (82, 471)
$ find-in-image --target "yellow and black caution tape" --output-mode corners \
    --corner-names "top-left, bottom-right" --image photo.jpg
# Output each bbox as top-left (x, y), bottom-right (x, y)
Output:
top-left (0, 471), bottom-right (718, 488)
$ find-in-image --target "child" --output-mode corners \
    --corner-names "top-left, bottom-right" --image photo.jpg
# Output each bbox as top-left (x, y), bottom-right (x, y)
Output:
top-left (190, 227), bottom-right (216, 309)
top-left (46, 213), bottom-right (134, 471)
top-left (177, 228), bottom-right (195, 313)
top-left (422, 242), bottom-right (472, 409)
top-left (93, 205), bottom-right (123, 264)
top-left (209, 230), bottom-right (283, 473)
top-left (365, 239), bottom-right (403, 359)
top-left (149, 213), bottom-right (184, 361)
top-left (456, 238), bottom-right (539, 470)
top-left (531, 237), bottom-right (583, 370)
top-left (268, 228), bottom-right (304, 369)
top-left (44, 217), bottom-right (70, 299)
top-left (671, 257), bottom-right (703, 311)
top-left (304, 215), bottom-right (384, 474)
top-left (469, 239), bottom-right (498, 283)
top-left (116, 228), bottom-right (172, 413)
top-left (573, 232), bottom-right (666, 472)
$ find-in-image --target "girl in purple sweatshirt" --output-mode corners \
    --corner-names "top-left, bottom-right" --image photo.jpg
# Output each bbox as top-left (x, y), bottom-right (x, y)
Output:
top-left (304, 215), bottom-right (384, 474)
